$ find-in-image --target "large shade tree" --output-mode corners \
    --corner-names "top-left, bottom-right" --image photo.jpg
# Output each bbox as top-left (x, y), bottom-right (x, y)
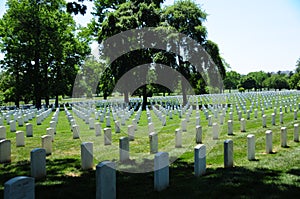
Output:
top-left (0, 0), bottom-right (90, 108)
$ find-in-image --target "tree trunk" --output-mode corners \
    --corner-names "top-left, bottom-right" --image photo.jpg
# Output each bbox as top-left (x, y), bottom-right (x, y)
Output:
top-left (181, 75), bottom-right (187, 106)
top-left (142, 86), bottom-right (147, 110)
top-left (45, 96), bottom-right (49, 107)
top-left (55, 94), bottom-right (59, 108)
top-left (124, 91), bottom-right (129, 103)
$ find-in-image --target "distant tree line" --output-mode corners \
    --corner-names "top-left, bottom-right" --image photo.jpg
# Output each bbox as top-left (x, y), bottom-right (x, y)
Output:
top-left (224, 59), bottom-right (300, 92)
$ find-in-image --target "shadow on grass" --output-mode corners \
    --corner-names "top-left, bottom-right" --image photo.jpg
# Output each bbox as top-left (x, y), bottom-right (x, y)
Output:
top-left (1, 157), bottom-right (300, 199)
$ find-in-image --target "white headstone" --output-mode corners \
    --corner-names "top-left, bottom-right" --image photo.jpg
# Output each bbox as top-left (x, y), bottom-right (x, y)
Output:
top-left (81, 142), bottom-right (93, 170)
top-left (224, 139), bottom-right (233, 168)
top-left (95, 122), bottom-right (101, 136)
top-left (228, 120), bottom-right (233, 135)
top-left (271, 113), bottom-right (276, 125)
top-left (154, 152), bottom-right (169, 191)
top-left (265, 130), bottom-right (272, 154)
top-left (104, 128), bottom-right (112, 145)
top-left (148, 123), bottom-right (155, 135)
top-left (30, 148), bottom-right (46, 178)
top-left (175, 128), bottom-right (182, 148)
top-left (4, 176), bottom-right (35, 199)
top-left (46, 127), bottom-right (54, 142)
top-left (194, 144), bottom-right (206, 176)
top-left (115, 121), bottom-right (120, 133)
top-left (26, 123), bottom-right (33, 137)
top-left (10, 120), bottom-right (16, 132)
top-left (212, 123), bottom-right (219, 140)
top-left (149, 132), bottom-right (158, 154)
top-left (0, 126), bottom-right (6, 140)
top-left (89, 118), bottom-right (95, 130)
top-left (247, 134), bottom-right (255, 160)
top-left (181, 119), bottom-right (187, 132)
top-left (196, 125), bottom-right (202, 144)
top-left (262, 115), bottom-right (267, 128)
top-left (240, 118), bottom-right (246, 132)
top-left (72, 125), bottom-right (80, 139)
top-left (41, 135), bottom-right (52, 155)
top-left (16, 131), bottom-right (25, 147)
top-left (0, 139), bottom-right (11, 163)
top-left (96, 161), bottom-right (116, 199)
top-left (280, 127), bottom-right (287, 147)
top-left (119, 137), bottom-right (129, 162)
top-left (294, 124), bottom-right (299, 142)
top-left (128, 125), bottom-right (135, 141)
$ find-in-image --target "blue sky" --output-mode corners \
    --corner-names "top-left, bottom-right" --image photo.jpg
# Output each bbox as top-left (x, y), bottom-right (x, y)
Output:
top-left (1, 0), bottom-right (300, 74)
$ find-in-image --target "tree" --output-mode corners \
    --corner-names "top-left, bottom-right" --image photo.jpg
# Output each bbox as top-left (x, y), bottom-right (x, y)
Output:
top-left (248, 71), bottom-right (268, 91)
top-left (0, 0), bottom-right (89, 108)
top-left (224, 71), bottom-right (241, 92)
top-left (93, 0), bottom-right (162, 109)
top-left (240, 76), bottom-right (256, 92)
top-left (161, 0), bottom-right (225, 104)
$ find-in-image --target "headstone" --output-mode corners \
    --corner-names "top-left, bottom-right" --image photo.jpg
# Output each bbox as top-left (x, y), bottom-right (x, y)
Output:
top-left (132, 119), bottom-right (138, 131)
top-left (17, 116), bottom-right (23, 127)
top-left (265, 130), bottom-right (273, 154)
top-left (95, 122), bottom-right (101, 136)
top-left (154, 152), bottom-right (169, 191)
top-left (4, 176), bottom-right (34, 199)
top-left (46, 127), bottom-right (54, 142)
top-left (16, 131), bottom-right (25, 147)
top-left (219, 113), bottom-right (224, 125)
top-left (0, 140), bottom-right (11, 163)
top-left (104, 128), bottom-right (112, 145)
top-left (294, 110), bottom-right (298, 120)
top-left (247, 134), bottom-right (255, 160)
top-left (228, 120), bottom-right (233, 135)
top-left (208, 115), bottom-right (212, 126)
top-left (240, 118), bottom-right (246, 132)
top-left (10, 120), bottom-right (16, 132)
top-left (246, 110), bottom-right (250, 120)
top-left (115, 121), bottom-right (120, 133)
top-left (72, 125), bottom-right (80, 139)
top-left (175, 128), bottom-right (182, 148)
top-left (224, 139), bottom-right (233, 168)
top-left (194, 144), bottom-right (206, 177)
top-left (128, 125), bottom-right (134, 141)
top-left (81, 142), bottom-right (93, 170)
top-left (0, 126), bottom-right (6, 140)
top-left (294, 124), bottom-right (299, 142)
top-left (89, 118), bottom-right (95, 129)
top-left (181, 119), bottom-right (187, 132)
top-left (280, 112), bottom-right (283, 124)
top-left (96, 161), bottom-right (116, 199)
top-left (262, 115), bottom-right (267, 128)
top-left (196, 125), bottom-right (202, 144)
top-left (148, 123), bottom-right (154, 134)
top-left (238, 111), bottom-right (242, 121)
top-left (254, 109), bottom-right (258, 118)
top-left (161, 115), bottom-right (166, 126)
top-left (280, 127), bottom-right (287, 147)
top-left (41, 135), bottom-right (52, 155)
top-left (106, 116), bottom-right (111, 127)
top-left (26, 123), bottom-right (33, 137)
top-left (149, 132), bottom-right (158, 154)
top-left (212, 123), bottom-right (219, 140)
top-left (30, 148), bottom-right (46, 178)
top-left (50, 121), bottom-right (56, 134)
top-left (119, 137), bottom-right (129, 162)
top-left (271, 113), bottom-right (275, 125)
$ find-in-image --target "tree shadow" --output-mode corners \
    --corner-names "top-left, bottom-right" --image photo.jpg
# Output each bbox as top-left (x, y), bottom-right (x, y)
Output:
top-left (1, 157), bottom-right (300, 199)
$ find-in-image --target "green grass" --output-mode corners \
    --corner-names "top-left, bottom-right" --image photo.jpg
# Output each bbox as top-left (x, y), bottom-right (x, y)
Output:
top-left (0, 93), bottom-right (300, 198)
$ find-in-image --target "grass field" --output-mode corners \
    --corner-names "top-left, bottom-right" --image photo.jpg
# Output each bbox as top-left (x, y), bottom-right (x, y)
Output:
top-left (0, 93), bottom-right (300, 198)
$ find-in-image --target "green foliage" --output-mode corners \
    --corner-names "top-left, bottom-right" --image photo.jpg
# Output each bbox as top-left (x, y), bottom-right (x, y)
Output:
top-left (223, 70), bottom-right (241, 91)
top-left (0, 0), bottom-right (90, 107)
top-left (238, 87), bottom-right (245, 92)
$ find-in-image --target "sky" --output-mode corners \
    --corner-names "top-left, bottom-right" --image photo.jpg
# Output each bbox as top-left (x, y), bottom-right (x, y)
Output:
top-left (1, 0), bottom-right (300, 75)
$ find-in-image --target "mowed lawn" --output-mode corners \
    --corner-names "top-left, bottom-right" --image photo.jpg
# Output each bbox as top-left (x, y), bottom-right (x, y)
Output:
top-left (0, 99), bottom-right (300, 199)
